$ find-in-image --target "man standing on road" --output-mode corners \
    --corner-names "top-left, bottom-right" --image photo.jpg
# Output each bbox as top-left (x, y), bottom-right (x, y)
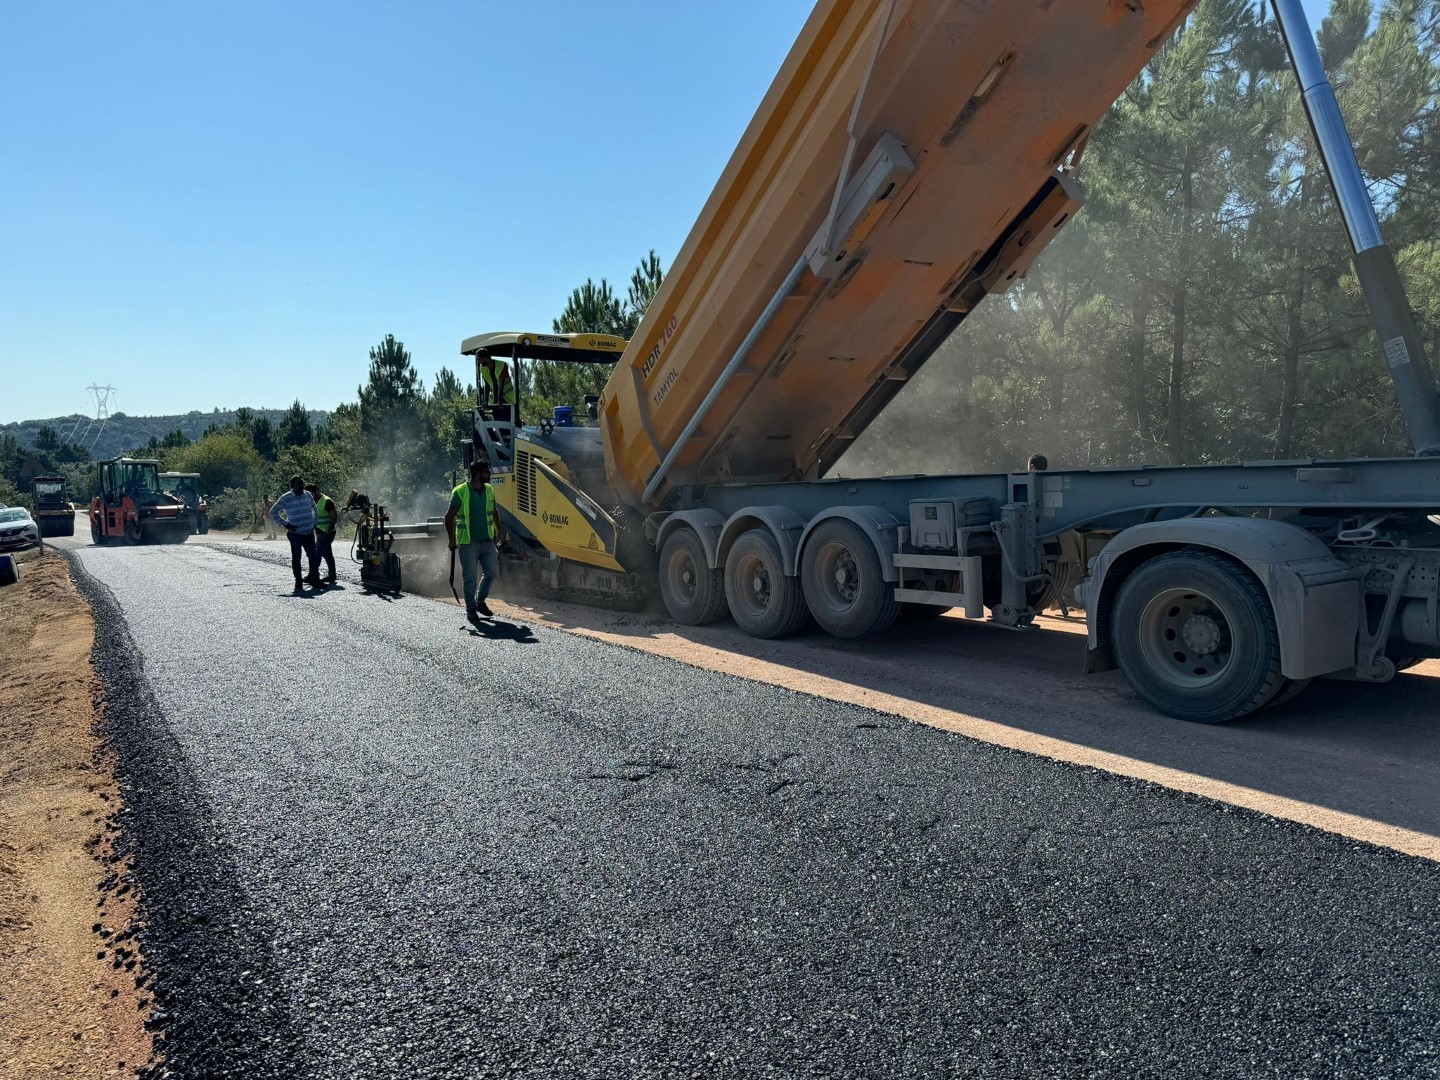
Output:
top-left (269, 475), bottom-right (323, 593)
top-left (444, 460), bottom-right (503, 621)
top-left (305, 483), bottom-right (339, 585)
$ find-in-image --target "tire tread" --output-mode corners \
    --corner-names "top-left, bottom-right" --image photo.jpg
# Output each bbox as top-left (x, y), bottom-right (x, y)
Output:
top-left (1114, 550), bottom-right (1284, 723)
top-left (801, 518), bottom-right (900, 639)
top-left (725, 529), bottom-right (808, 639)
top-left (659, 529), bottom-right (727, 625)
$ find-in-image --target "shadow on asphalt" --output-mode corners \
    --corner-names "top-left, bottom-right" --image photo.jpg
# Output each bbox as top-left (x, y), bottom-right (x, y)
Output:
top-left (464, 619), bottom-right (538, 644)
top-left (357, 588), bottom-right (401, 602)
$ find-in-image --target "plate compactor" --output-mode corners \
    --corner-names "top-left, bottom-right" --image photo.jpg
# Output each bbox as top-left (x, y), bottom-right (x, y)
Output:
top-left (342, 492), bottom-right (403, 595)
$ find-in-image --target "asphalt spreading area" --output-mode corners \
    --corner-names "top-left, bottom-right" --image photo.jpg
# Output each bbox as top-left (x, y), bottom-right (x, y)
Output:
top-left (67, 542), bottom-right (1440, 1079)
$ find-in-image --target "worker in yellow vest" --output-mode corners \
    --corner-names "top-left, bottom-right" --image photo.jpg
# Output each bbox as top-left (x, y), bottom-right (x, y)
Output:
top-left (305, 483), bottom-right (339, 585)
top-left (444, 459), bottom-right (503, 621)
top-left (478, 355), bottom-right (517, 424)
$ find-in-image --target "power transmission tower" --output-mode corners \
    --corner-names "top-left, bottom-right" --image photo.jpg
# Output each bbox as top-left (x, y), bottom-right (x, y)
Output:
top-left (77, 384), bottom-right (118, 452)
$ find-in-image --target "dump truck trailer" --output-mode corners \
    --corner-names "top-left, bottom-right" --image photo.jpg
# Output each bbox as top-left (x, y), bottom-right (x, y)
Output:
top-left (442, 0), bottom-right (1440, 723)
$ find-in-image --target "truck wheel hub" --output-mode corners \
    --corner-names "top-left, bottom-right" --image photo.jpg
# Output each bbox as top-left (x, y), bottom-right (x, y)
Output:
top-left (1182, 613), bottom-right (1223, 656)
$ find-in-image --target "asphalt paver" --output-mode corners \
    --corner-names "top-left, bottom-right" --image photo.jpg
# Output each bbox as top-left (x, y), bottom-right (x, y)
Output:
top-left (69, 542), bottom-right (1440, 1079)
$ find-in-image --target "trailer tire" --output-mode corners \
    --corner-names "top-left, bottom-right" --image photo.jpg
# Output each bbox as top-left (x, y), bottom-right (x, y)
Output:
top-left (725, 529), bottom-right (809, 639)
top-left (658, 528), bottom-right (727, 625)
top-left (1268, 678), bottom-right (1312, 709)
top-left (801, 518), bottom-right (900, 639)
top-left (901, 605), bottom-right (949, 620)
top-left (1112, 551), bottom-right (1284, 724)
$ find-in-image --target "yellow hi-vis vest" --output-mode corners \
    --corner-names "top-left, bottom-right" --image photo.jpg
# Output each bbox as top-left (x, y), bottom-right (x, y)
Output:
top-left (314, 494), bottom-right (334, 532)
top-left (452, 481), bottom-right (496, 545)
top-left (480, 361), bottom-right (517, 405)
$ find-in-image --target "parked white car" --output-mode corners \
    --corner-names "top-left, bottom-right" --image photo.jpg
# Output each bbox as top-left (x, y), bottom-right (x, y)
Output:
top-left (0, 507), bottom-right (41, 550)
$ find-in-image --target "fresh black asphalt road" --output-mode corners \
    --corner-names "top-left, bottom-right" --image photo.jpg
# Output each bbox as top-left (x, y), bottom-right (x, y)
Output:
top-left (71, 541), bottom-right (1440, 1079)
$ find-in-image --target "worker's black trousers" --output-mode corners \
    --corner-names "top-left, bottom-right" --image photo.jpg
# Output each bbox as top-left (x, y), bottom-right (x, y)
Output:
top-left (288, 529), bottom-right (319, 582)
top-left (315, 529), bottom-right (337, 581)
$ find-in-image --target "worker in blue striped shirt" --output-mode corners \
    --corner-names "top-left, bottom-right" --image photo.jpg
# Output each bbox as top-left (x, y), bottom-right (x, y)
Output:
top-left (269, 474), bottom-right (323, 592)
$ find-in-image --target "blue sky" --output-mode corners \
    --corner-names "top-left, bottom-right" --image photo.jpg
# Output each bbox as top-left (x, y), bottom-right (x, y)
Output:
top-left (3, 0), bottom-right (1337, 423)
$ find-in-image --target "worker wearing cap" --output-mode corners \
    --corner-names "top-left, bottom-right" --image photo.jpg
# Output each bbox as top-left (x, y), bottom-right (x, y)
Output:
top-left (444, 459), bottom-right (503, 621)
top-left (478, 354), bottom-right (517, 425)
top-left (305, 483), bottom-right (339, 585)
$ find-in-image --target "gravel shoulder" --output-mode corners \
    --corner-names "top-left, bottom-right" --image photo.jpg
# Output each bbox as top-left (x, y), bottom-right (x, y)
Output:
top-left (0, 550), bottom-right (151, 1079)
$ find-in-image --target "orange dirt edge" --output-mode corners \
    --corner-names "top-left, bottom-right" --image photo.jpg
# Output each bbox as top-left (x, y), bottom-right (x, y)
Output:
top-left (0, 550), bottom-right (153, 1079)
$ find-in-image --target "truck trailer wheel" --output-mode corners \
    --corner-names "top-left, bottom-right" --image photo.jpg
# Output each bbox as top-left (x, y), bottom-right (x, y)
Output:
top-left (1112, 551), bottom-right (1284, 723)
top-left (658, 528), bottom-right (727, 625)
top-left (1268, 678), bottom-right (1312, 708)
top-left (801, 518), bottom-right (899, 639)
top-left (900, 594), bottom-right (950, 620)
top-left (725, 529), bottom-right (809, 638)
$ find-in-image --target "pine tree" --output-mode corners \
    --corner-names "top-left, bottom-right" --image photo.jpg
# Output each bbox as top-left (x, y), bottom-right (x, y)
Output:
top-left (358, 334), bottom-right (423, 506)
top-left (278, 399), bottom-right (313, 449)
top-left (553, 279), bottom-right (627, 336)
top-left (624, 249), bottom-right (665, 336)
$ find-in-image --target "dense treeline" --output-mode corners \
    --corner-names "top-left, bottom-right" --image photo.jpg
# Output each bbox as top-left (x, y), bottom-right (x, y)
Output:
top-left (846, 0), bottom-right (1440, 475)
top-left (0, 372), bottom-right (479, 528)
top-left (0, 407), bottom-right (327, 465)
top-left (2, 255), bottom-right (663, 527)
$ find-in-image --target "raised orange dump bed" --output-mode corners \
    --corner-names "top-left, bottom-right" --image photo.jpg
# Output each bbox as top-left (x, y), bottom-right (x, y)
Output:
top-left (600, 0), bottom-right (1198, 508)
